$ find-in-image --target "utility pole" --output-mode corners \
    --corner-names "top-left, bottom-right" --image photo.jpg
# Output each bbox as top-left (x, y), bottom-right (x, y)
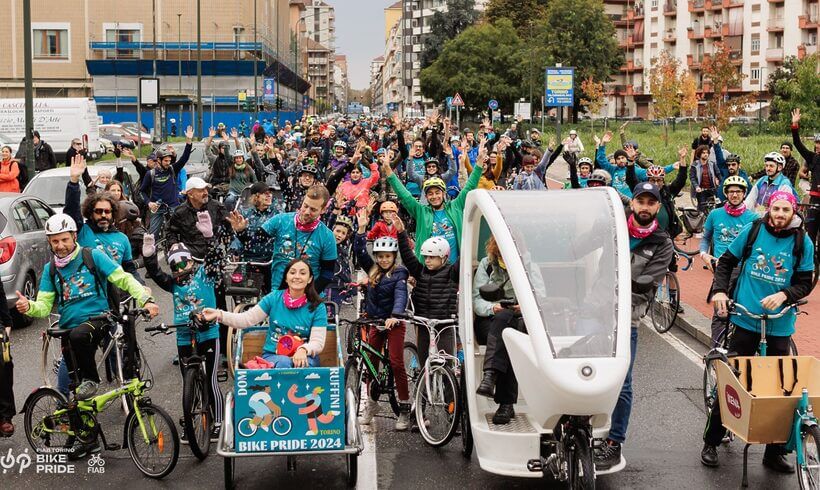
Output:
top-left (178, 13), bottom-right (182, 93)
top-left (275, 0), bottom-right (281, 126)
top-left (196, 0), bottom-right (203, 138)
top-left (253, 0), bottom-right (258, 122)
top-left (23, 0), bottom-right (34, 178)
top-left (152, 0), bottom-right (160, 143)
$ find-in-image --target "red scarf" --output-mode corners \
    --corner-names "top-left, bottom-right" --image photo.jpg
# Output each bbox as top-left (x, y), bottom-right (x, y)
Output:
top-left (724, 201), bottom-right (747, 217)
top-left (284, 289), bottom-right (308, 309)
top-left (627, 214), bottom-right (658, 239)
top-left (294, 213), bottom-right (320, 233)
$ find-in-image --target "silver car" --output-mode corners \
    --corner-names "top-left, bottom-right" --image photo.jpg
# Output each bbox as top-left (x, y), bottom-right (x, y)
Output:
top-left (23, 164), bottom-right (141, 214)
top-left (0, 193), bottom-right (54, 327)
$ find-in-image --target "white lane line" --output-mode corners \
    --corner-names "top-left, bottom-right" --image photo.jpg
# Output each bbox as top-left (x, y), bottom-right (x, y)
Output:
top-left (642, 320), bottom-right (703, 367)
top-left (359, 425), bottom-right (378, 489)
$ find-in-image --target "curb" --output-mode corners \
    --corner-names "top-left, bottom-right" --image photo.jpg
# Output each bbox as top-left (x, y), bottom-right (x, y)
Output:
top-left (674, 301), bottom-right (714, 348)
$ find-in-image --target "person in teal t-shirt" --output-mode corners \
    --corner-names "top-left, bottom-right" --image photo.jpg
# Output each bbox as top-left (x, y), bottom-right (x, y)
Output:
top-left (203, 259), bottom-right (328, 369)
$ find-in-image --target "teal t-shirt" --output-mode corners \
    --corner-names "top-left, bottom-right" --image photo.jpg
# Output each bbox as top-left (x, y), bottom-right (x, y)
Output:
top-left (611, 167), bottom-right (630, 197)
top-left (39, 248), bottom-right (119, 329)
top-left (172, 265), bottom-right (220, 347)
top-left (260, 212), bottom-right (337, 289)
top-left (703, 207), bottom-right (757, 258)
top-left (78, 226), bottom-right (133, 265)
top-left (432, 209), bottom-right (458, 263)
top-left (728, 223), bottom-right (815, 336)
top-left (257, 289), bottom-right (328, 355)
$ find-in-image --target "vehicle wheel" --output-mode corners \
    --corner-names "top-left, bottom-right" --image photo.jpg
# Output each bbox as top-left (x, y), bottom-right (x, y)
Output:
top-left (650, 272), bottom-right (679, 334)
top-left (415, 365), bottom-right (460, 447)
top-left (224, 456), bottom-right (236, 490)
top-left (674, 232), bottom-right (701, 256)
top-left (183, 367), bottom-right (212, 460)
top-left (344, 357), bottom-right (363, 417)
top-left (23, 388), bottom-right (72, 454)
top-left (568, 429), bottom-right (595, 490)
top-left (11, 272), bottom-right (36, 328)
top-left (703, 356), bottom-right (718, 411)
top-left (798, 424), bottom-right (820, 490)
top-left (460, 369), bottom-right (473, 459)
top-left (346, 453), bottom-right (358, 487)
top-left (403, 342), bottom-right (420, 408)
top-left (126, 402), bottom-right (179, 479)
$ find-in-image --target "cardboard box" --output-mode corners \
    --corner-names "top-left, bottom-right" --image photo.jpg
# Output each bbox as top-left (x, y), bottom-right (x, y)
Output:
top-left (715, 356), bottom-right (820, 444)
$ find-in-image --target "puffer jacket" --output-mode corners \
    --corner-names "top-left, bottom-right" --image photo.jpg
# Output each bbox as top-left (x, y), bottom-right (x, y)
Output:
top-left (397, 230), bottom-right (458, 320)
top-left (629, 223), bottom-right (674, 325)
top-left (354, 232), bottom-right (408, 319)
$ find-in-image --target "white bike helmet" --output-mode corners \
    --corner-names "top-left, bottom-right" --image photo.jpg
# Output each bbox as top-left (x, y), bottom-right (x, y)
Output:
top-left (232, 150), bottom-right (246, 159)
top-left (764, 151), bottom-right (786, 166)
top-left (372, 237), bottom-right (399, 253)
top-left (45, 214), bottom-right (78, 236)
top-left (333, 140), bottom-right (347, 149)
top-left (420, 236), bottom-right (450, 258)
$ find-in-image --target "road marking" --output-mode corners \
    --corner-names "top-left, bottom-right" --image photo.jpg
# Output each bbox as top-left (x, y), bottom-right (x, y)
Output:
top-left (642, 320), bottom-right (703, 367)
top-left (359, 424), bottom-right (378, 489)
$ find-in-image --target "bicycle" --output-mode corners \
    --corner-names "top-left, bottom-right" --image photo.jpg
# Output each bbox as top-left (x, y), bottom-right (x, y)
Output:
top-left (23, 307), bottom-right (180, 478)
top-left (145, 311), bottom-right (218, 461)
top-left (236, 415), bottom-right (292, 437)
top-left (224, 259), bottom-right (272, 379)
top-left (340, 317), bottom-right (420, 418)
top-left (674, 205), bottom-right (707, 255)
top-left (649, 249), bottom-right (692, 334)
top-left (398, 313), bottom-right (460, 448)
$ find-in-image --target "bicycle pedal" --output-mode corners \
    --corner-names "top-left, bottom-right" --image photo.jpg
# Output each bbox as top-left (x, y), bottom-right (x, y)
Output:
top-left (217, 370), bottom-right (228, 383)
top-left (104, 443), bottom-right (121, 451)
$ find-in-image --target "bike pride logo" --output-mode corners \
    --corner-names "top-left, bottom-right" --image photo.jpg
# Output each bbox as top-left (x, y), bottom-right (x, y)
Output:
top-left (725, 385), bottom-right (743, 419)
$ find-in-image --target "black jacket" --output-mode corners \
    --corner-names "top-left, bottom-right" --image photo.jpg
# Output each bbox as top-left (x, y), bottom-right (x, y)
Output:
top-left (354, 232), bottom-right (409, 319)
top-left (629, 224), bottom-right (674, 324)
top-left (397, 230), bottom-right (458, 320)
top-left (793, 126), bottom-right (820, 196)
top-left (166, 199), bottom-right (230, 259)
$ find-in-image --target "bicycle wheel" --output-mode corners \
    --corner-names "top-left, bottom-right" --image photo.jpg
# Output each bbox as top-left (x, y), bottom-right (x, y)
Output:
top-left (674, 232), bottom-right (701, 256)
top-left (798, 424), bottom-right (820, 490)
top-left (403, 343), bottom-right (420, 410)
top-left (415, 364), bottom-right (460, 447)
top-left (703, 356), bottom-right (718, 411)
top-left (126, 401), bottom-right (179, 479)
top-left (568, 429), bottom-right (595, 490)
top-left (182, 366), bottom-right (212, 460)
top-left (344, 357), bottom-right (363, 416)
top-left (650, 272), bottom-right (679, 334)
top-left (41, 334), bottom-right (62, 388)
top-left (24, 388), bottom-right (72, 454)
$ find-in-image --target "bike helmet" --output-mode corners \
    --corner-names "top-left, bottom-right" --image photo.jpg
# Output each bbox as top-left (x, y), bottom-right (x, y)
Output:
top-left (155, 149), bottom-right (170, 160)
top-left (117, 201), bottom-right (140, 222)
top-left (587, 169), bottom-right (612, 186)
top-left (232, 150), bottom-right (245, 159)
top-left (45, 214), bottom-right (77, 236)
top-left (424, 157), bottom-right (440, 168)
top-left (422, 177), bottom-right (447, 194)
top-left (167, 242), bottom-right (192, 269)
top-left (420, 236), bottom-right (450, 258)
top-left (726, 153), bottom-right (741, 164)
top-left (333, 140), bottom-right (347, 149)
top-left (722, 175), bottom-right (748, 192)
top-left (372, 236), bottom-right (399, 253)
top-left (379, 201), bottom-right (398, 214)
top-left (764, 151), bottom-right (786, 166)
top-left (334, 215), bottom-right (354, 231)
top-left (578, 157), bottom-right (593, 169)
top-left (297, 162), bottom-right (319, 176)
top-left (646, 165), bottom-right (666, 178)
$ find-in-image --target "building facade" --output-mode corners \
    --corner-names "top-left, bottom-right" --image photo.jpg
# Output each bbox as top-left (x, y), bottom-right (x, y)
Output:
top-left (334, 54), bottom-right (349, 110)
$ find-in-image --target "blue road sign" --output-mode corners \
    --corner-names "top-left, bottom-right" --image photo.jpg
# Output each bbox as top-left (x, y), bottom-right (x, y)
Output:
top-left (446, 96), bottom-right (453, 109)
top-left (545, 67), bottom-right (575, 107)
top-left (488, 99), bottom-right (499, 110)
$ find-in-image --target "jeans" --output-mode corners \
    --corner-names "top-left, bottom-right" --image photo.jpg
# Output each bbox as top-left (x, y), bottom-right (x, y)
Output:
top-left (366, 323), bottom-right (409, 401)
top-left (148, 205), bottom-right (170, 236)
top-left (609, 327), bottom-right (638, 444)
top-left (261, 353), bottom-right (320, 368)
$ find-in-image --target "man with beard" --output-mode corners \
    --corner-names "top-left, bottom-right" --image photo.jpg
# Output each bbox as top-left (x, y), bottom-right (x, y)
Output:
top-left (594, 182), bottom-right (673, 471)
top-left (702, 190), bottom-right (815, 471)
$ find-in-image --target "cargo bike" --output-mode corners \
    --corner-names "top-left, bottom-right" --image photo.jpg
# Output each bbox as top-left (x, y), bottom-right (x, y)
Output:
top-left (217, 302), bottom-right (362, 489)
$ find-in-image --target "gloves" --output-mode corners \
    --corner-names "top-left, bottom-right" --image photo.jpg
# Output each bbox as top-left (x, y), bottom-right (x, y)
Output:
top-left (142, 234), bottom-right (156, 258)
top-left (196, 211), bottom-right (214, 238)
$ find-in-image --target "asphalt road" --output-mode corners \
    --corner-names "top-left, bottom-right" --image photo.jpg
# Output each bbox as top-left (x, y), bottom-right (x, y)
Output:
top-left (0, 279), bottom-right (803, 489)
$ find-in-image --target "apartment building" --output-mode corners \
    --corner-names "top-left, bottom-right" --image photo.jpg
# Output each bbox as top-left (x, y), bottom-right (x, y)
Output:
top-left (306, 37), bottom-right (334, 112)
top-left (604, 0), bottom-right (819, 118)
top-left (334, 54), bottom-right (349, 109)
top-left (301, 0), bottom-right (335, 51)
top-left (371, 56), bottom-right (385, 113)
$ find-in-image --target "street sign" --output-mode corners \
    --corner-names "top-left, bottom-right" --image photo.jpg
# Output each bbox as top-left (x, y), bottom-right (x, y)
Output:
top-left (451, 92), bottom-right (465, 107)
top-left (263, 78), bottom-right (275, 104)
top-left (139, 78), bottom-right (159, 107)
top-left (446, 96), bottom-right (453, 109)
top-left (545, 67), bottom-right (575, 107)
top-left (488, 99), bottom-right (499, 110)
top-left (238, 91), bottom-right (247, 102)
top-left (514, 102), bottom-right (532, 120)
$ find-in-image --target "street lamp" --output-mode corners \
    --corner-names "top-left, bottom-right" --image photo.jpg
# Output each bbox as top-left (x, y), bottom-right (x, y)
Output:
top-left (253, 0), bottom-right (258, 122)
top-left (177, 14), bottom-right (182, 93)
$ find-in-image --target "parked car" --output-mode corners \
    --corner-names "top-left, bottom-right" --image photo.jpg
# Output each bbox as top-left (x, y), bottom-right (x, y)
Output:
top-left (98, 137), bottom-right (114, 155)
top-left (118, 122), bottom-right (152, 142)
top-left (0, 193), bottom-right (55, 327)
top-left (23, 164), bottom-right (141, 214)
top-left (99, 124), bottom-right (150, 146)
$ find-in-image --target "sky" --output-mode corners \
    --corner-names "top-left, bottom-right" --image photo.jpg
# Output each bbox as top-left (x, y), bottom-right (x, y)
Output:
top-left (324, 0), bottom-right (396, 90)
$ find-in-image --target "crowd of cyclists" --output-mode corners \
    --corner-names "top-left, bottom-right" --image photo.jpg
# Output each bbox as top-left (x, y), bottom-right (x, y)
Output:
top-left (0, 105), bottom-right (817, 477)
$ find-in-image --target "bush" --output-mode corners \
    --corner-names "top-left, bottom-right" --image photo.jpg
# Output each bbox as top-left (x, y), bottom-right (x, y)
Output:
top-left (737, 125), bottom-right (753, 138)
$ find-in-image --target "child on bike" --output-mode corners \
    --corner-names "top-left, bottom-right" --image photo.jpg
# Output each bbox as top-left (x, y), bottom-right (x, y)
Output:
top-left (366, 200), bottom-right (400, 240)
top-left (353, 207), bottom-right (411, 430)
top-left (326, 215), bottom-right (355, 305)
top-left (142, 219), bottom-right (224, 442)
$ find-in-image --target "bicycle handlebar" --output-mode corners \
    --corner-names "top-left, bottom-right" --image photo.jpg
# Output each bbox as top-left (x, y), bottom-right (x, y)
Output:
top-left (731, 299), bottom-right (808, 320)
top-left (394, 312), bottom-right (458, 328)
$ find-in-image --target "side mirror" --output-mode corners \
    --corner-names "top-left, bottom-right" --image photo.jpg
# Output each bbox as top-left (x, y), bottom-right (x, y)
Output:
top-left (479, 283), bottom-right (506, 302)
top-left (632, 274), bottom-right (655, 294)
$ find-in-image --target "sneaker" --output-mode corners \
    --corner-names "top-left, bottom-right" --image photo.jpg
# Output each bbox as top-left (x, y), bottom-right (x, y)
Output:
top-left (359, 399), bottom-right (380, 425)
top-left (75, 380), bottom-right (99, 400)
top-left (210, 423), bottom-right (222, 443)
top-left (594, 439), bottom-right (622, 471)
top-left (67, 439), bottom-right (101, 461)
top-left (701, 443), bottom-right (719, 467)
top-left (762, 451), bottom-right (795, 473)
top-left (0, 419), bottom-right (13, 437)
top-left (395, 412), bottom-right (411, 431)
top-left (172, 355), bottom-right (179, 366)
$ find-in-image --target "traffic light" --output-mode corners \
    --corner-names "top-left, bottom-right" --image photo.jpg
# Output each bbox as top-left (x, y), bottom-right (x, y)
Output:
top-left (275, 97), bottom-right (283, 110)
top-left (242, 96), bottom-right (257, 112)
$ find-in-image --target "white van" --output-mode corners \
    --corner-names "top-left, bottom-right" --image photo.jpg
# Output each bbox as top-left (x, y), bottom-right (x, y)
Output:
top-left (0, 98), bottom-right (101, 161)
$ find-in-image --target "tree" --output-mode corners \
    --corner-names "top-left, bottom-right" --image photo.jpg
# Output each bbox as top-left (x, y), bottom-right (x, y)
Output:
top-left (421, 0), bottom-right (481, 69)
top-left (538, 0), bottom-right (624, 119)
top-left (483, 0), bottom-right (548, 30)
top-left (580, 77), bottom-right (605, 132)
top-left (680, 71), bottom-right (699, 138)
top-left (648, 50), bottom-right (683, 144)
top-left (701, 42), bottom-right (756, 130)
top-left (419, 19), bottom-right (526, 113)
top-left (770, 53), bottom-right (820, 132)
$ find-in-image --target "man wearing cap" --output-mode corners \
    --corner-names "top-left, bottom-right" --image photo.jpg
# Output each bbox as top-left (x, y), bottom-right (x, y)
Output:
top-left (702, 190), bottom-right (815, 471)
top-left (595, 182), bottom-right (673, 471)
top-left (229, 182), bottom-right (278, 294)
top-left (167, 177), bottom-right (229, 260)
top-left (140, 126), bottom-right (194, 236)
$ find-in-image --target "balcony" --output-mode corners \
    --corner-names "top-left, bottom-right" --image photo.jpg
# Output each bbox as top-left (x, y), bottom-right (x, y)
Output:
top-left (722, 22), bottom-right (743, 36)
top-left (766, 47), bottom-right (784, 61)
top-left (688, 26), bottom-right (705, 38)
top-left (612, 14), bottom-right (629, 26)
top-left (627, 7), bottom-right (645, 20)
top-left (799, 14), bottom-right (819, 29)
top-left (723, 0), bottom-right (744, 7)
top-left (729, 50), bottom-right (743, 65)
top-left (705, 24), bottom-right (723, 37)
top-left (618, 36), bottom-right (643, 48)
top-left (663, 29), bottom-right (677, 41)
top-left (705, 0), bottom-right (722, 10)
top-left (620, 59), bottom-right (644, 71)
top-left (798, 43), bottom-right (818, 59)
top-left (768, 0), bottom-right (785, 3)
top-left (687, 53), bottom-right (703, 67)
top-left (664, 1), bottom-right (677, 15)
top-left (689, 0), bottom-right (705, 12)
top-left (767, 18), bottom-right (785, 31)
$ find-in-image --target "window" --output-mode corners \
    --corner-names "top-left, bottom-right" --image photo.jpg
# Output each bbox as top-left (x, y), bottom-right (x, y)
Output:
top-left (104, 24), bottom-right (141, 59)
top-left (750, 68), bottom-right (761, 80)
top-left (12, 203), bottom-right (37, 233)
top-left (27, 200), bottom-right (53, 228)
top-left (751, 35), bottom-right (760, 52)
top-left (33, 26), bottom-right (68, 60)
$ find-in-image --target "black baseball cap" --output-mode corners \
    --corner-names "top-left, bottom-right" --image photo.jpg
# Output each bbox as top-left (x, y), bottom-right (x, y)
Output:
top-left (250, 182), bottom-right (275, 194)
top-left (632, 182), bottom-right (661, 201)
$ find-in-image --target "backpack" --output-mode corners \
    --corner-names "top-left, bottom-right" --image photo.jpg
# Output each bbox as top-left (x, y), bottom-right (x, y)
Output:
top-left (738, 219), bottom-right (805, 276)
top-left (16, 162), bottom-right (28, 189)
top-left (680, 207), bottom-right (706, 234)
top-left (49, 247), bottom-right (115, 310)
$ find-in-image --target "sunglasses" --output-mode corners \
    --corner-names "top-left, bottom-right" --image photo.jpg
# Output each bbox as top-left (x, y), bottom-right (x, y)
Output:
top-left (93, 208), bottom-right (112, 216)
top-left (171, 259), bottom-right (190, 272)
